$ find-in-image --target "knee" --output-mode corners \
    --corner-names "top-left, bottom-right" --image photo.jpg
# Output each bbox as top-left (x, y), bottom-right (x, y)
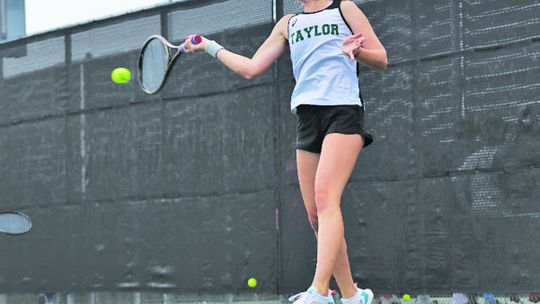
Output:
top-left (314, 186), bottom-right (336, 214)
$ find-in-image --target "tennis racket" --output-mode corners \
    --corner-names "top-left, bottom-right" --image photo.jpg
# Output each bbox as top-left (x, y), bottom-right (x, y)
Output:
top-left (138, 34), bottom-right (203, 94)
top-left (0, 211), bottom-right (32, 235)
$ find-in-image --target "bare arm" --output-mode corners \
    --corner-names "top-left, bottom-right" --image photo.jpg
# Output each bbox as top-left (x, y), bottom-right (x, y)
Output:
top-left (340, 1), bottom-right (387, 70)
top-left (185, 15), bottom-right (293, 80)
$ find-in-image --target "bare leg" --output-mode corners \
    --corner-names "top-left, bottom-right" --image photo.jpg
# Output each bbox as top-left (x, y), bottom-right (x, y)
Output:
top-left (311, 133), bottom-right (363, 296)
top-left (296, 133), bottom-right (363, 298)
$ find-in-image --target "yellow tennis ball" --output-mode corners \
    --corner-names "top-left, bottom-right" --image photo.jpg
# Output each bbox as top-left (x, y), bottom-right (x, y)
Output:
top-left (247, 277), bottom-right (257, 288)
top-left (403, 294), bottom-right (411, 301)
top-left (111, 67), bottom-right (131, 84)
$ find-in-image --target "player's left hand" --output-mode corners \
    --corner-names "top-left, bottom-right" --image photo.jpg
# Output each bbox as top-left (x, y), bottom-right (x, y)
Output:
top-left (342, 32), bottom-right (366, 60)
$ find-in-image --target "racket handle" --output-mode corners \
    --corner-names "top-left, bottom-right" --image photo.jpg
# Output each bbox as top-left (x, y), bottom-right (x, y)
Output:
top-left (179, 35), bottom-right (203, 54)
top-left (191, 35), bottom-right (202, 45)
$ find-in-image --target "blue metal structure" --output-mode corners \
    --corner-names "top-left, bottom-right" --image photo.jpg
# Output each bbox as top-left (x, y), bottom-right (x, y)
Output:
top-left (0, 0), bottom-right (25, 42)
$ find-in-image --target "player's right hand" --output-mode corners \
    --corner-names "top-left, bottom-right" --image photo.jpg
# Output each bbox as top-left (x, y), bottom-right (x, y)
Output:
top-left (184, 35), bottom-right (208, 53)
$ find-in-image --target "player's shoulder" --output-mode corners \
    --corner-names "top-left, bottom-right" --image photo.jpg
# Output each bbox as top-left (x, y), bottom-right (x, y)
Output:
top-left (340, 0), bottom-right (362, 11)
top-left (274, 14), bottom-right (296, 39)
top-left (340, 0), bottom-right (367, 20)
top-left (278, 14), bottom-right (296, 27)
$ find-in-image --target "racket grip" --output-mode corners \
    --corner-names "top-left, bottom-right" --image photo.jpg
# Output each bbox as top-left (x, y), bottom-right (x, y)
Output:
top-left (191, 35), bottom-right (203, 45)
top-left (179, 35), bottom-right (203, 54)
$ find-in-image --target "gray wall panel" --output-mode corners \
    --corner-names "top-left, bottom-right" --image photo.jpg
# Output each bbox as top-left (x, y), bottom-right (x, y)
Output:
top-left (463, 0), bottom-right (540, 49)
top-left (355, 65), bottom-right (418, 181)
top-left (0, 66), bottom-right (66, 125)
top-left (168, 0), bottom-right (272, 42)
top-left (73, 103), bottom-right (163, 203)
top-left (0, 119), bottom-right (67, 210)
top-left (415, 0), bottom-right (461, 58)
top-left (362, 0), bottom-right (414, 64)
top-left (0, 191), bottom-right (277, 292)
top-left (416, 57), bottom-right (464, 176)
top-left (1, 37), bottom-right (65, 79)
top-left (162, 85), bottom-right (277, 197)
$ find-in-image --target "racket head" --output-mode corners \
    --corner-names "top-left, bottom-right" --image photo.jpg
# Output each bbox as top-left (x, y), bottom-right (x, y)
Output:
top-left (138, 35), bottom-right (174, 94)
top-left (0, 212), bottom-right (32, 235)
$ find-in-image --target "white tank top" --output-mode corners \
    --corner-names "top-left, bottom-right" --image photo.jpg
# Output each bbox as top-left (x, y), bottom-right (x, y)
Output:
top-left (287, 0), bottom-right (362, 112)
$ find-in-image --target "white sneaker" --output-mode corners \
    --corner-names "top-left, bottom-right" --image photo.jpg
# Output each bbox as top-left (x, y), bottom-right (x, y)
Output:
top-left (341, 286), bottom-right (374, 304)
top-left (288, 286), bottom-right (335, 304)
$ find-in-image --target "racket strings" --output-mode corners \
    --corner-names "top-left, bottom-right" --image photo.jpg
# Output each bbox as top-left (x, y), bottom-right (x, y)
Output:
top-left (140, 39), bottom-right (169, 93)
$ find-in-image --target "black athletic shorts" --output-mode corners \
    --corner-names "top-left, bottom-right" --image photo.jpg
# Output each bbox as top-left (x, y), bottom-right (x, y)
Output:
top-left (295, 104), bottom-right (374, 153)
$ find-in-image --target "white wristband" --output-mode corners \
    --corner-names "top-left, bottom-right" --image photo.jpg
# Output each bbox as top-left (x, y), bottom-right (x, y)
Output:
top-left (205, 40), bottom-right (224, 58)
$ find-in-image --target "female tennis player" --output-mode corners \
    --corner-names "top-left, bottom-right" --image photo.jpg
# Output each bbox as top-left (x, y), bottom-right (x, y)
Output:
top-left (185, 0), bottom-right (387, 303)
